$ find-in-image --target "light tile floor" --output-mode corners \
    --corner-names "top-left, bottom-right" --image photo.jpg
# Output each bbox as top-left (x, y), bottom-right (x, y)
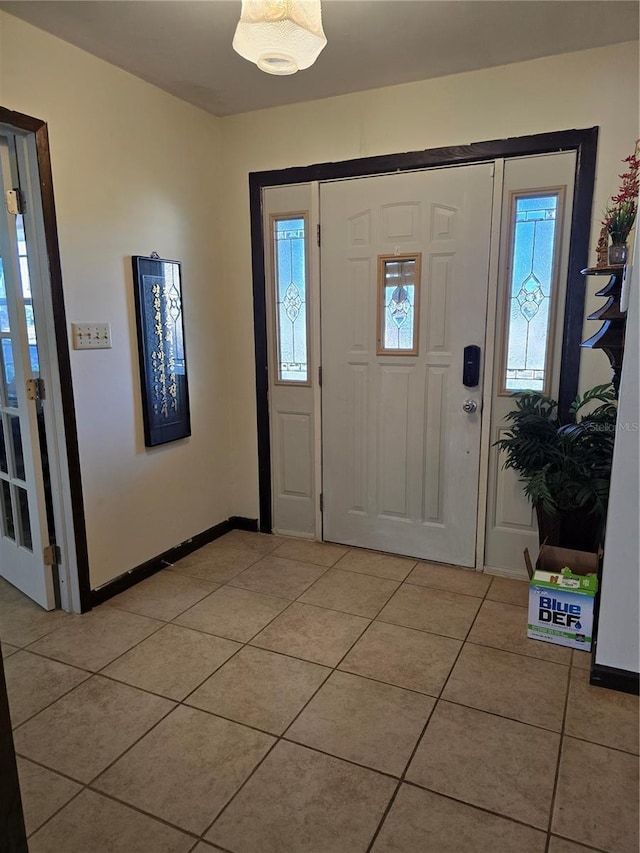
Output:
top-left (0, 529), bottom-right (638, 853)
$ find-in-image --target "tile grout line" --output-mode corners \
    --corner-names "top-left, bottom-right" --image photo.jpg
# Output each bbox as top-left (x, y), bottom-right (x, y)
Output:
top-left (557, 731), bottom-right (640, 758)
top-left (166, 565), bottom-right (555, 670)
top-left (24, 696), bottom-right (180, 844)
top-left (546, 832), bottom-right (610, 853)
top-left (176, 598), bottom-right (313, 717)
top-left (23, 574), bottom-right (626, 848)
top-left (0, 608), bottom-right (79, 651)
top-left (9, 645), bottom-right (98, 676)
top-left (22, 554), bottom-right (288, 710)
top-left (104, 581), bottom-right (223, 623)
top-left (363, 572), bottom-right (563, 847)
top-left (195, 546), bottom-right (381, 846)
top-left (14, 584), bottom-right (206, 843)
top-left (462, 636), bottom-right (571, 667)
top-left (192, 547), bottom-right (412, 844)
top-left (23, 684), bottom-right (178, 831)
top-left (165, 542), bottom-right (272, 585)
top-left (276, 736), bottom-right (401, 781)
top-left (96, 647), bottom-right (588, 760)
top-left (84, 783), bottom-right (202, 840)
top-left (544, 635), bottom-right (573, 853)
top-left (10, 616), bottom-right (182, 739)
top-left (17, 539), bottom-right (350, 846)
top-left (23, 611), bottom-right (170, 675)
top-left (429, 576), bottom-right (588, 842)
top-left (15, 539), bottom-right (347, 845)
top-left (176, 549), bottom-right (350, 707)
top-left (20, 553), bottom-right (531, 845)
top-left (9, 544), bottom-right (631, 850)
top-left (24, 782), bottom-right (86, 841)
top-left (400, 577), bottom-right (493, 600)
top-left (18, 588), bottom-right (566, 676)
top-left (364, 570), bottom-right (494, 852)
top-left (400, 778), bottom-right (555, 835)
top-left (8, 667), bottom-right (93, 732)
top-left (105, 550), bottom-right (525, 651)
top-left (89, 585), bottom-right (301, 799)
top-left (413, 695), bottom-right (565, 736)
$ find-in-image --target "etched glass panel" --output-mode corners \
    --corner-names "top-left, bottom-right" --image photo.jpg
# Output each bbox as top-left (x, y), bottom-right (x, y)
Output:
top-left (0, 420), bottom-right (6, 474)
top-left (0, 257), bottom-right (9, 333)
top-left (379, 256), bottom-right (419, 354)
top-left (1, 339), bottom-right (18, 407)
top-left (9, 416), bottom-right (25, 481)
top-left (504, 194), bottom-right (559, 392)
top-left (274, 216), bottom-right (308, 383)
top-left (17, 215), bottom-right (39, 375)
top-left (1, 479), bottom-right (14, 540)
top-left (16, 486), bottom-right (32, 550)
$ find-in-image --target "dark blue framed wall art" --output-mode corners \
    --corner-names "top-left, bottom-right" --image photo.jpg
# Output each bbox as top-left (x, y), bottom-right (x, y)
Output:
top-left (132, 255), bottom-right (191, 447)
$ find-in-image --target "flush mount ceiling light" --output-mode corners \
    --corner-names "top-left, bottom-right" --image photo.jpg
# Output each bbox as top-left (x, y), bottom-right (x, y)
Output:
top-left (232, 0), bottom-right (327, 76)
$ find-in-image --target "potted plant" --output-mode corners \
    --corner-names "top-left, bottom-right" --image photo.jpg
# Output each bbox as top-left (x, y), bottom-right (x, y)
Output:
top-left (602, 139), bottom-right (639, 265)
top-left (495, 384), bottom-right (617, 552)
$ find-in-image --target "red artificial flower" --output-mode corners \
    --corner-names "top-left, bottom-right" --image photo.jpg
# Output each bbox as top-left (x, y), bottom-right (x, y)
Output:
top-left (602, 140), bottom-right (640, 243)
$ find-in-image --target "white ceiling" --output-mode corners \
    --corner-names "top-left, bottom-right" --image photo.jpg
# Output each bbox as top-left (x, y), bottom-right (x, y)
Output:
top-left (2, 1), bottom-right (638, 116)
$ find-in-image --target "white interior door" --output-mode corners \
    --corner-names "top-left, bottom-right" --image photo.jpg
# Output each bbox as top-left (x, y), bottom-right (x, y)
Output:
top-left (321, 165), bottom-right (494, 566)
top-left (0, 135), bottom-right (55, 609)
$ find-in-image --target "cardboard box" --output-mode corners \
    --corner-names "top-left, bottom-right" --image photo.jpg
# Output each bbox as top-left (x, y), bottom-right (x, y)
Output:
top-left (524, 545), bottom-right (599, 651)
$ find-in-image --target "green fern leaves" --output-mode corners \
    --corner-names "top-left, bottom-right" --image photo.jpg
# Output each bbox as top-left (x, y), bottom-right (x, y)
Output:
top-left (495, 385), bottom-right (617, 518)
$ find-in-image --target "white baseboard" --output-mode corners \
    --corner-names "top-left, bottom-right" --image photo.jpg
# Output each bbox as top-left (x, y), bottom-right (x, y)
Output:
top-left (273, 529), bottom-right (317, 540)
top-left (483, 564), bottom-right (529, 581)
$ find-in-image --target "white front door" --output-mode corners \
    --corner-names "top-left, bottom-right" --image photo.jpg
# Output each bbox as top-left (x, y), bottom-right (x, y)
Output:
top-left (321, 165), bottom-right (493, 566)
top-left (0, 134), bottom-right (55, 609)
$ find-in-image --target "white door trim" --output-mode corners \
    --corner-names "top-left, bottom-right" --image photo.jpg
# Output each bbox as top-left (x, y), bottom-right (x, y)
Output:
top-left (310, 182), bottom-right (323, 542)
top-left (475, 158), bottom-right (504, 572)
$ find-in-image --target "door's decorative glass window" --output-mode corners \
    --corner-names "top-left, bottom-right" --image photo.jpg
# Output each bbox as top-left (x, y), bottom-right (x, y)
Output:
top-left (0, 258), bottom-right (9, 333)
top-left (273, 215), bottom-right (309, 383)
top-left (16, 215), bottom-right (39, 374)
top-left (502, 192), bottom-right (562, 392)
top-left (377, 254), bottom-right (421, 355)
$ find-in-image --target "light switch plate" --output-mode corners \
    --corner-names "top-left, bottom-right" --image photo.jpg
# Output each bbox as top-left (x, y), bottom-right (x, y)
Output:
top-left (71, 323), bottom-right (112, 349)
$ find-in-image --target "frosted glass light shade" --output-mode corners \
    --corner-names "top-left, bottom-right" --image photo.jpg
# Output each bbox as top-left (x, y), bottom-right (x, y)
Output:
top-left (233, 0), bottom-right (327, 75)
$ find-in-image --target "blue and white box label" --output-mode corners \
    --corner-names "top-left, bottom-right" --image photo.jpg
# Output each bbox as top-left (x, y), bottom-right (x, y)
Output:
top-left (527, 568), bottom-right (598, 651)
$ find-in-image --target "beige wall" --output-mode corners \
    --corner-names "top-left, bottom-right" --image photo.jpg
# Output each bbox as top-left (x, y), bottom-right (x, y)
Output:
top-left (0, 14), bottom-right (638, 584)
top-left (0, 13), bottom-right (229, 589)
top-left (218, 41), bottom-right (639, 519)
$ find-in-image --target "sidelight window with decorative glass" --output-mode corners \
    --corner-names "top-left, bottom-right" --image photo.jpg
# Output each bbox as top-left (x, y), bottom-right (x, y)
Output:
top-left (272, 214), bottom-right (309, 383)
top-left (501, 189), bottom-right (564, 394)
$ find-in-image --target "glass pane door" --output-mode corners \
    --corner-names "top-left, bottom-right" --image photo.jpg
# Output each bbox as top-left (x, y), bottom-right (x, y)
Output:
top-left (0, 134), bottom-right (54, 609)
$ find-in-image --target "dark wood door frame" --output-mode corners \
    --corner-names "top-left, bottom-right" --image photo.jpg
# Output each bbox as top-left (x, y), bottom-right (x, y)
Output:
top-left (250, 128), bottom-right (598, 534)
top-left (0, 106), bottom-right (91, 612)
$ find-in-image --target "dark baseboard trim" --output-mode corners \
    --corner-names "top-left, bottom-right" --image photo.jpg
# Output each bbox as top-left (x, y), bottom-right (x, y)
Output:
top-left (229, 516), bottom-right (259, 532)
top-left (90, 516), bottom-right (259, 607)
top-left (590, 663), bottom-right (640, 696)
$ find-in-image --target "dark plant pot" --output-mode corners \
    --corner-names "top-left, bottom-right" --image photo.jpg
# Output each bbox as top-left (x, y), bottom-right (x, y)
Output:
top-left (535, 504), bottom-right (603, 553)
